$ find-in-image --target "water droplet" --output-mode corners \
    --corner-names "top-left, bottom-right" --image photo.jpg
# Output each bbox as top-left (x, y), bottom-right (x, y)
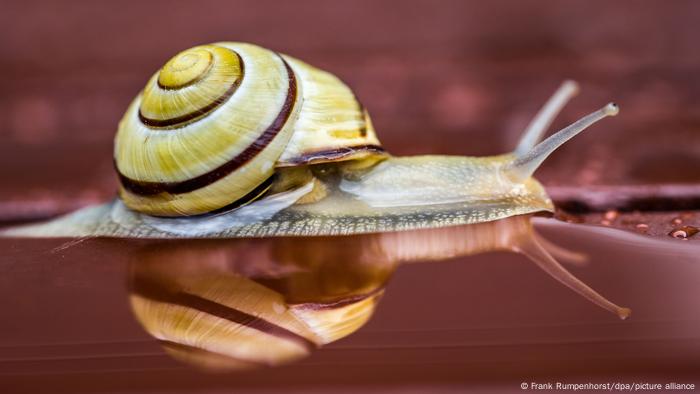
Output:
top-left (669, 226), bottom-right (699, 240)
top-left (604, 210), bottom-right (618, 221)
top-left (671, 217), bottom-right (683, 225)
top-left (635, 223), bottom-right (649, 233)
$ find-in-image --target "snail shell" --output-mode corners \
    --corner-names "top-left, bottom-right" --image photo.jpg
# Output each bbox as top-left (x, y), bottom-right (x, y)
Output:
top-left (115, 42), bottom-right (384, 216)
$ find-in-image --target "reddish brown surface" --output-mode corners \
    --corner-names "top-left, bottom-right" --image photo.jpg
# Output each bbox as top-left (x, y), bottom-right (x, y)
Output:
top-left (1, 0), bottom-right (700, 238)
top-left (0, 220), bottom-right (699, 393)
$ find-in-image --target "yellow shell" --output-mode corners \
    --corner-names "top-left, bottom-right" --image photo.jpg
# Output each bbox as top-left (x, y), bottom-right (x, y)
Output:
top-left (115, 42), bottom-right (384, 216)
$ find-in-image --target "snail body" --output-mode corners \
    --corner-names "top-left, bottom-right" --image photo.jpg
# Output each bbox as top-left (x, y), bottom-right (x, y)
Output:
top-left (2, 42), bottom-right (619, 238)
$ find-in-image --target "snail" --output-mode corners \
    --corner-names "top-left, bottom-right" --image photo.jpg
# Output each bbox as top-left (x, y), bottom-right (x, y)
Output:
top-left (2, 42), bottom-right (629, 319)
top-left (127, 215), bottom-right (627, 371)
top-left (3, 41), bottom-right (619, 239)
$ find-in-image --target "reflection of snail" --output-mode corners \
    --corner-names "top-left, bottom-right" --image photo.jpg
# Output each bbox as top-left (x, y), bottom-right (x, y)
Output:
top-left (4, 42), bottom-right (618, 237)
top-left (128, 216), bottom-right (629, 371)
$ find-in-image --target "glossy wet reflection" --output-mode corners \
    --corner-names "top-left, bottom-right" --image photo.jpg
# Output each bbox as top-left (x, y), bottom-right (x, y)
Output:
top-left (126, 214), bottom-right (629, 371)
top-left (128, 236), bottom-right (396, 371)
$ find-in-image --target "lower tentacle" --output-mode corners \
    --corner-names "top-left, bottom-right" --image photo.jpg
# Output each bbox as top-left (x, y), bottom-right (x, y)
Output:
top-left (514, 232), bottom-right (631, 320)
top-left (533, 232), bottom-right (589, 267)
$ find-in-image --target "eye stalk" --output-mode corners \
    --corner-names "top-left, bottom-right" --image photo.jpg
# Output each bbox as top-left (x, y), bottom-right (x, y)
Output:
top-left (604, 102), bottom-right (620, 116)
top-left (515, 80), bottom-right (580, 156)
top-left (505, 85), bottom-right (620, 184)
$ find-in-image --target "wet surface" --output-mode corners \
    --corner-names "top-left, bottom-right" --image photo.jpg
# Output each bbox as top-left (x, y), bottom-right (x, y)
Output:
top-left (1, 218), bottom-right (699, 392)
top-left (554, 210), bottom-right (700, 241)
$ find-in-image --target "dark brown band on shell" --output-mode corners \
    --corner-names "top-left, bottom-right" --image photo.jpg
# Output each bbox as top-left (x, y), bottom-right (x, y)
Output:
top-left (136, 175), bottom-right (274, 218)
top-left (140, 51), bottom-right (244, 128)
top-left (279, 144), bottom-right (386, 167)
top-left (132, 277), bottom-right (317, 351)
top-left (118, 55), bottom-right (298, 196)
top-left (202, 175), bottom-right (273, 216)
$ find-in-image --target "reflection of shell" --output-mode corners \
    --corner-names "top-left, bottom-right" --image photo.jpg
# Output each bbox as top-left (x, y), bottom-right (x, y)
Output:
top-left (115, 42), bottom-right (384, 217)
top-left (290, 291), bottom-right (384, 344)
top-left (130, 273), bottom-right (319, 369)
top-left (128, 238), bottom-right (392, 371)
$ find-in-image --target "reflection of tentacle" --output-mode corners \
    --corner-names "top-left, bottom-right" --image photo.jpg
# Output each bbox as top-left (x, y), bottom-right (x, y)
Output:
top-left (514, 236), bottom-right (631, 320)
top-left (50, 236), bottom-right (93, 253)
top-left (533, 231), bottom-right (589, 267)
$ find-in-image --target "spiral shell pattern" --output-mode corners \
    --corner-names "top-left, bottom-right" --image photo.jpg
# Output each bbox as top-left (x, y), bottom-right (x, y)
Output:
top-left (115, 42), bottom-right (383, 216)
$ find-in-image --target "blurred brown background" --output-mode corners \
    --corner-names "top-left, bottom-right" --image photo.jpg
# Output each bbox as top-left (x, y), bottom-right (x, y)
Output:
top-left (1, 0), bottom-right (699, 235)
top-left (1, 3), bottom-right (700, 391)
